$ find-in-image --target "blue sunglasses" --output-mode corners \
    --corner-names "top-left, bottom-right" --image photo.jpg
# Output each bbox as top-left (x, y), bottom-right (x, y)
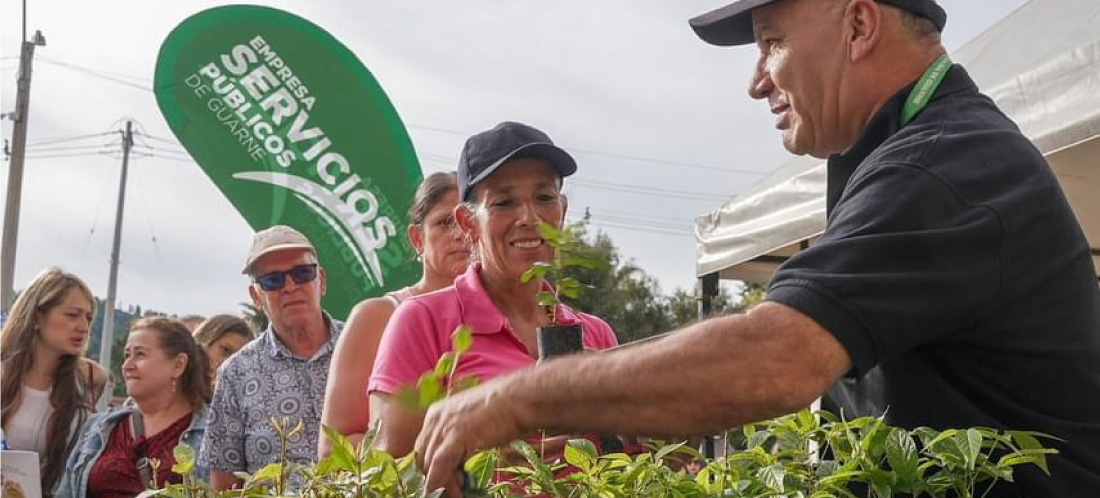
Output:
top-left (254, 264), bottom-right (318, 291)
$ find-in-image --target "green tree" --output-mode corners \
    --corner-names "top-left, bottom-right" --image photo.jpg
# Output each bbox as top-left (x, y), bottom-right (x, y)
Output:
top-left (241, 301), bottom-right (268, 333)
top-left (663, 286), bottom-right (742, 329)
top-left (559, 222), bottom-right (762, 344)
top-left (559, 223), bottom-right (670, 343)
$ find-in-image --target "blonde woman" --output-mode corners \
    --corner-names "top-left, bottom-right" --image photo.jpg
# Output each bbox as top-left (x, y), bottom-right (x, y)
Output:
top-left (1, 268), bottom-right (107, 496)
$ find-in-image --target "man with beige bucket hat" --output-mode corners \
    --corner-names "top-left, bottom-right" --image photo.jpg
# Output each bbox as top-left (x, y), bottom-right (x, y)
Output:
top-left (199, 225), bottom-right (344, 490)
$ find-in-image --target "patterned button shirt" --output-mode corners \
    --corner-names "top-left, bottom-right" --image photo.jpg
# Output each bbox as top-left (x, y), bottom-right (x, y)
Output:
top-left (199, 313), bottom-right (342, 475)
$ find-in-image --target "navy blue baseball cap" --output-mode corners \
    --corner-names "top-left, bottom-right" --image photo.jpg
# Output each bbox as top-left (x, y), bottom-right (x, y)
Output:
top-left (457, 121), bottom-right (577, 202)
top-left (690, 0), bottom-right (947, 46)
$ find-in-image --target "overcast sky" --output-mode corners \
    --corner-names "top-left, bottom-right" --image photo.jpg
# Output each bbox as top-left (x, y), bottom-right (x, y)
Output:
top-left (1, 0), bottom-right (1028, 318)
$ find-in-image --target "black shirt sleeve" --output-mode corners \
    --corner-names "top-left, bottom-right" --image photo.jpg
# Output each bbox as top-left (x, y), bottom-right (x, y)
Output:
top-left (766, 161), bottom-right (1004, 376)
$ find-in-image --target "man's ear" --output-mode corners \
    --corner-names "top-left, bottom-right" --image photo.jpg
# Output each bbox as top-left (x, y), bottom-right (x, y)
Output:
top-left (845, 0), bottom-right (884, 62)
top-left (318, 267), bottom-right (327, 297)
top-left (248, 284), bottom-right (264, 311)
top-left (454, 204), bottom-right (478, 245)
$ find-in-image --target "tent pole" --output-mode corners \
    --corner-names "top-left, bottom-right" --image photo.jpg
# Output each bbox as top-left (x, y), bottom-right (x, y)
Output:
top-left (698, 272), bottom-right (720, 458)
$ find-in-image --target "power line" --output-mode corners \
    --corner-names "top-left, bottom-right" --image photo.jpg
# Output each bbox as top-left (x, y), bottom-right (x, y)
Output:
top-left (133, 143), bottom-right (189, 155)
top-left (410, 122), bottom-right (766, 177)
top-left (571, 178), bottom-right (728, 201)
top-left (588, 216), bottom-right (693, 235)
top-left (419, 152), bottom-right (728, 202)
top-left (591, 212), bottom-right (693, 231)
top-left (25, 151), bottom-right (117, 160)
top-left (140, 153), bottom-right (194, 163)
top-left (132, 131), bottom-right (181, 146)
top-left (568, 216), bottom-right (694, 239)
top-left (27, 131), bottom-right (115, 146)
top-left (38, 57), bottom-right (154, 84)
top-left (589, 206), bottom-right (696, 225)
top-left (25, 143), bottom-right (118, 153)
top-left (36, 58), bottom-right (152, 92)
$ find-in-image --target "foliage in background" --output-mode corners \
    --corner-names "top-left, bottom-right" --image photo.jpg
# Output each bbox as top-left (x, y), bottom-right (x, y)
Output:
top-left (561, 221), bottom-right (758, 343)
top-left (240, 301), bottom-right (269, 334)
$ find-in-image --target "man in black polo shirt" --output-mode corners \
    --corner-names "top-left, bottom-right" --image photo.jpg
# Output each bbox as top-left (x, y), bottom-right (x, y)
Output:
top-left (413, 1), bottom-right (1100, 496)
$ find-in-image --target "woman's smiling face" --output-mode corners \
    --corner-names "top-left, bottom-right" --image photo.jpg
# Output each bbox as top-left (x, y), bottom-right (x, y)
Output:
top-left (460, 157), bottom-right (565, 283)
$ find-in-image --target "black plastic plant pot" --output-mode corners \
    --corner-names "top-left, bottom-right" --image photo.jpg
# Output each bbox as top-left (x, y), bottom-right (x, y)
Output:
top-left (537, 323), bottom-right (583, 360)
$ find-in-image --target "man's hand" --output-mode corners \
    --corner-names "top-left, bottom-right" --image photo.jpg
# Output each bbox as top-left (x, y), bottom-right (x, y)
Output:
top-left (414, 377), bottom-right (526, 497)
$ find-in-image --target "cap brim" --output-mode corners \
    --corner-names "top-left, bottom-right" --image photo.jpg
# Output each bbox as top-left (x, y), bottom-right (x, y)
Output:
top-left (464, 143), bottom-right (577, 199)
top-left (689, 0), bottom-right (777, 46)
top-left (242, 243), bottom-right (316, 274)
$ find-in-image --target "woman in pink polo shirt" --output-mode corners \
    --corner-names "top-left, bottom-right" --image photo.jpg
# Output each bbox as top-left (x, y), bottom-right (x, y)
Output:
top-left (368, 122), bottom-right (619, 459)
top-left (319, 172), bottom-right (470, 457)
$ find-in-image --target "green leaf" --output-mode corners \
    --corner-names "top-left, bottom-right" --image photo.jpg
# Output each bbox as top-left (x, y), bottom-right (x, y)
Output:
top-left (451, 325), bottom-right (473, 354)
top-left (885, 428), bottom-right (918, 481)
top-left (860, 416), bottom-right (889, 459)
top-left (452, 376), bottom-right (480, 392)
top-left (965, 428), bottom-right (983, 470)
top-left (464, 450), bottom-right (499, 490)
top-left (521, 261), bottom-right (552, 283)
top-left (816, 460), bottom-right (840, 479)
top-left (654, 441), bottom-right (687, 462)
top-left (562, 256), bottom-right (603, 269)
top-left (998, 448), bottom-right (1059, 475)
top-left (510, 440), bottom-right (552, 477)
top-left (321, 425), bottom-right (356, 472)
top-left (170, 443), bottom-right (195, 475)
top-left (417, 375), bottom-right (443, 408)
top-left (536, 292), bottom-right (558, 308)
top-left (393, 386), bottom-right (420, 411)
top-left (535, 221), bottom-right (561, 245)
top-left (433, 352), bottom-right (456, 378)
top-left (757, 463), bottom-right (786, 492)
top-left (820, 470), bottom-right (866, 486)
top-left (797, 408), bottom-right (816, 432)
top-left (558, 278), bottom-right (582, 299)
top-left (746, 429), bottom-right (771, 449)
top-left (557, 277), bottom-right (581, 289)
top-left (565, 439), bottom-right (598, 472)
top-left (250, 462), bottom-right (283, 484)
top-left (312, 454), bottom-right (338, 476)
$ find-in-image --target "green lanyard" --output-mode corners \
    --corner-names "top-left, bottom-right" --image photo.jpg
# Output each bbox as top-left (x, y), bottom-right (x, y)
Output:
top-left (901, 53), bottom-right (952, 126)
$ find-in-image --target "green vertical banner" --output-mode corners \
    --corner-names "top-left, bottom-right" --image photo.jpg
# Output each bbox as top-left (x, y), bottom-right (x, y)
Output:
top-left (154, 6), bottom-right (422, 320)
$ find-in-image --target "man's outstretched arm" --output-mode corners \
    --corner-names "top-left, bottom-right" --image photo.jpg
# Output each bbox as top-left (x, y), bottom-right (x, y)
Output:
top-left (415, 302), bottom-right (852, 496)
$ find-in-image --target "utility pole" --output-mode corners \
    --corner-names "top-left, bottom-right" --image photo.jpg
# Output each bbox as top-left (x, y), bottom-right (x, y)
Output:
top-left (0, 29), bottom-right (46, 314)
top-left (98, 121), bottom-right (133, 371)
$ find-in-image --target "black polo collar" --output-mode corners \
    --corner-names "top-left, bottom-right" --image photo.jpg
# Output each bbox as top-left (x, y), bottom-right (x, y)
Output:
top-left (825, 64), bottom-right (980, 216)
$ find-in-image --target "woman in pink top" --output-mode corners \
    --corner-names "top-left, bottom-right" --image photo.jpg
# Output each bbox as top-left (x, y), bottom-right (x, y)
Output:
top-left (319, 172), bottom-right (470, 457)
top-left (369, 122), bottom-right (619, 459)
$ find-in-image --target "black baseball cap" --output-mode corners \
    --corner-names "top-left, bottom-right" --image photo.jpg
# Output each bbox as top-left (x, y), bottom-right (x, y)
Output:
top-left (457, 121), bottom-right (577, 202)
top-left (690, 0), bottom-right (947, 46)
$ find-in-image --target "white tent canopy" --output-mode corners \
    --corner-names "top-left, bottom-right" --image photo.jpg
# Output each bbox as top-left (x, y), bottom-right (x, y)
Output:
top-left (696, 0), bottom-right (1100, 282)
